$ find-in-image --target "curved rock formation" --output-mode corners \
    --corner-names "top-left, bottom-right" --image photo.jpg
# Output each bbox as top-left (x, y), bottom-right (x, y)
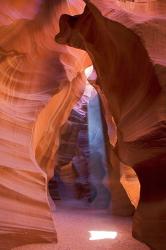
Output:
top-left (56, 0), bottom-right (166, 249)
top-left (50, 83), bottom-right (90, 200)
top-left (90, 78), bottom-right (137, 214)
top-left (0, 0), bottom-right (90, 249)
top-left (0, 0), bottom-right (165, 249)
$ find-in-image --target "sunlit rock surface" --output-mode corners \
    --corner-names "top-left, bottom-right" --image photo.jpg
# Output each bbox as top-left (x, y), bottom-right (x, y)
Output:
top-left (56, 0), bottom-right (166, 249)
top-left (0, 0), bottom-right (165, 249)
top-left (0, 0), bottom-right (90, 249)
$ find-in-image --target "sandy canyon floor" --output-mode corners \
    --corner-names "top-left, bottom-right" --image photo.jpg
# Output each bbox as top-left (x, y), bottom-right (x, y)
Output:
top-left (13, 200), bottom-right (149, 250)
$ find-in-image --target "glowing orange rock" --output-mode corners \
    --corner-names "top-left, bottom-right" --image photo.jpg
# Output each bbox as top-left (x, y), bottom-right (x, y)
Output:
top-left (0, 1), bottom-right (89, 249)
top-left (56, 0), bottom-right (166, 249)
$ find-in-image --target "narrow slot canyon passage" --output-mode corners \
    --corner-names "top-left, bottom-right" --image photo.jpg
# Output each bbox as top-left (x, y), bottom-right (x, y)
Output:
top-left (0, 1), bottom-right (165, 250)
top-left (14, 84), bottom-right (148, 250)
top-left (49, 82), bottom-right (111, 209)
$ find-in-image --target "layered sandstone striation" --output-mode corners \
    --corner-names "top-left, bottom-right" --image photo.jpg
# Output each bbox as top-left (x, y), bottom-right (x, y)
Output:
top-left (0, 0), bottom-right (90, 249)
top-left (56, 0), bottom-right (166, 249)
top-left (0, 0), bottom-right (165, 249)
top-left (50, 84), bottom-right (90, 200)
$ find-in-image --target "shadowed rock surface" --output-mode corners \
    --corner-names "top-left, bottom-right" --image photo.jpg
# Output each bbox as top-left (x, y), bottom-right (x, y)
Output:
top-left (56, 0), bottom-right (166, 249)
top-left (0, 0), bottom-right (165, 249)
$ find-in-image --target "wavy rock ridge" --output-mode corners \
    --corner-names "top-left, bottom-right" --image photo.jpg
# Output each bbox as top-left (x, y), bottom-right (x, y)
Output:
top-left (56, 0), bottom-right (166, 249)
top-left (0, 0), bottom-right (89, 249)
top-left (0, 0), bottom-right (165, 249)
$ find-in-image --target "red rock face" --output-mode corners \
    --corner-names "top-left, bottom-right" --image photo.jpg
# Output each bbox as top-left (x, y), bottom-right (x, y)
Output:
top-left (56, 0), bottom-right (166, 249)
top-left (52, 85), bottom-right (90, 200)
top-left (0, 0), bottom-right (89, 249)
top-left (0, 0), bottom-right (165, 249)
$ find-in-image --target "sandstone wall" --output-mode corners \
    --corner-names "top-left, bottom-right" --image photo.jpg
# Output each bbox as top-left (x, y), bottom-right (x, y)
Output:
top-left (56, 1), bottom-right (166, 248)
top-left (0, 0), bottom-right (89, 249)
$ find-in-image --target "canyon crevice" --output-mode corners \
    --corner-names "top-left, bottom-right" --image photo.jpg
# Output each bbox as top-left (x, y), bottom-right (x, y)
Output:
top-left (55, 1), bottom-right (166, 249)
top-left (0, 1), bottom-right (165, 249)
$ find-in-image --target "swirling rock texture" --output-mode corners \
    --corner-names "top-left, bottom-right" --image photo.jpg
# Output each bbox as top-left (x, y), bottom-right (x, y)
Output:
top-left (50, 83), bottom-right (111, 204)
top-left (56, 87), bottom-right (89, 168)
top-left (50, 84), bottom-right (91, 200)
top-left (0, 0), bottom-right (90, 249)
top-left (56, 0), bottom-right (166, 249)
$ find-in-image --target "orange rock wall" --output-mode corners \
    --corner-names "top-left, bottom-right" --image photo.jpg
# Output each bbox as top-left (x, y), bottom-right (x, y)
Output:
top-left (56, 0), bottom-right (166, 249)
top-left (0, 1), bottom-right (90, 249)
